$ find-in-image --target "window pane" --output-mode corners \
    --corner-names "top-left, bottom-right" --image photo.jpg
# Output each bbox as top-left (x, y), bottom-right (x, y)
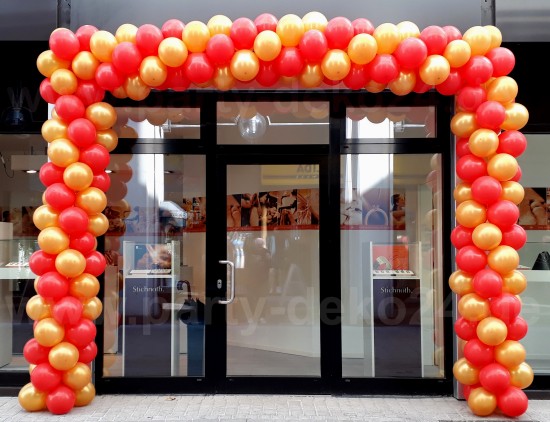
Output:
top-left (113, 107), bottom-right (200, 139)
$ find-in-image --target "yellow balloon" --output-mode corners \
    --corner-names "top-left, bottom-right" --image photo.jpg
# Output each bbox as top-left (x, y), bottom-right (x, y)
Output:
top-left (26, 295), bottom-right (52, 320)
top-left (63, 162), bottom-right (94, 191)
top-left (495, 340), bottom-right (526, 368)
top-left (62, 362), bottom-right (92, 390)
top-left (388, 70), bottom-right (416, 96)
top-left (82, 297), bottom-right (103, 320)
top-left (76, 187), bottom-right (107, 215)
top-left (207, 15), bottom-right (232, 36)
top-left (443, 39), bottom-right (472, 68)
top-left (487, 76), bottom-right (518, 103)
top-left (455, 199), bottom-right (487, 228)
top-left (71, 51), bottom-right (100, 81)
top-left (41, 118), bottom-right (68, 143)
top-left (55, 249), bottom-right (86, 278)
top-left (484, 25), bottom-right (503, 49)
top-left (500, 181), bottom-right (524, 205)
top-left (419, 55), bottom-right (450, 86)
top-left (115, 23), bottom-right (138, 43)
top-left (230, 50), bottom-right (260, 82)
top-left (472, 222), bottom-right (502, 250)
top-left (468, 128), bottom-right (499, 157)
top-left (487, 153), bottom-right (518, 181)
top-left (321, 49), bottom-right (351, 81)
top-left (299, 64), bottom-right (324, 88)
top-left (34, 317), bottom-right (65, 347)
top-left (69, 273), bottom-right (100, 299)
top-left (89, 30), bottom-right (118, 62)
top-left (37, 50), bottom-right (70, 78)
top-left (373, 23), bottom-right (400, 54)
top-left (47, 138), bottom-right (79, 168)
top-left (509, 362), bottom-right (534, 389)
top-left (453, 357), bottom-right (479, 385)
top-left (38, 226), bottom-right (70, 254)
top-left (477, 316), bottom-right (508, 346)
top-left (502, 270), bottom-right (527, 295)
top-left (458, 293), bottom-right (490, 322)
top-left (158, 37), bottom-right (188, 68)
top-left (276, 14), bottom-right (304, 47)
top-left (396, 21), bottom-right (420, 39)
top-left (468, 387), bottom-right (497, 416)
top-left (253, 30), bottom-right (282, 62)
top-left (96, 129), bottom-right (119, 152)
top-left (502, 102), bottom-right (529, 131)
top-left (139, 56), bottom-right (168, 87)
top-left (49, 341), bottom-right (79, 371)
top-left (454, 182), bottom-right (473, 203)
top-left (451, 112), bottom-right (479, 138)
top-left (212, 66), bottom-right (235, 91)
top-left (32, 205), bottom-right (59, 230)
top-left (463, 26), bottom-right (492, 56)
top-left (18, 382), bottom-right (47, 412)
top-left (86, 102), bottom-right (117, 130)
top-left (488, 245), bottom-right (519, 274)
top-left (347, 34), bottom-right (378, 65)
top-left (182, 21), bottom-right (210, 53)
top-left (50, 68), bottom-right (78, 95)
top-left (302, 11), bottom-right (328, 32)
top-left (87, 213), bottom-right (109, 237)
top-left (449, 270), bottom-right (474, 296)
top-left (75, 382), bottom-right (96, 407)
top-left (124, 75), bottom-right (151, 101)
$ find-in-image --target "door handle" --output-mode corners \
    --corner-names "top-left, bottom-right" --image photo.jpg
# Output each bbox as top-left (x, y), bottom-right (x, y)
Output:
top-left (218, 260), bottom-right (235, 305)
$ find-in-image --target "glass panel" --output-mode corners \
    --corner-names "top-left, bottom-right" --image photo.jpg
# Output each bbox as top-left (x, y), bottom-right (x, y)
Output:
top-left (226, 164), bottom-right (320, 376)
top-left (217, 102), bottom-right (329, 145)
top-left (103, 153), bottom-right (206, 377)
top-left (113, 107), bottom-right (200, 139)
top-left (340, 153), bottom-right (444, 378)
top-left (346, 107), bottom-right (435, 140)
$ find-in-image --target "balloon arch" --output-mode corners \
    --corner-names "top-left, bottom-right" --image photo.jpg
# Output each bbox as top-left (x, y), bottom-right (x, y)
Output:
top-left (20, 12), bottom-right (531, 417)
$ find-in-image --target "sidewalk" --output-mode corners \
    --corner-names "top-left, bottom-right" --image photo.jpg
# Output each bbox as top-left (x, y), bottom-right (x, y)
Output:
top-left (1, 394), bottom-right (549, 421)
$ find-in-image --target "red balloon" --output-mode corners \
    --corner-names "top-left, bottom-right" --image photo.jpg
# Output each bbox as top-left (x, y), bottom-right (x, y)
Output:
top-left (46, 385), bottom-right (76, 415)
top-left (183, 53), bottom-right (214, 84)
top-left (276, 47), bottom-right (304, 77)
top-left (135, 24), bottom-right (163, 57)
top-left (163, 65), bottom-right (191, 91)
top-left (31, 363), bottom-right (62, 393)
top-left (39, 78), bottom-right (60, 104)
top-left (471, 176), bottom-right (502, 205)
top-left (462, 383), bottom-right (480, 400)
top-left (80, 144), bottom-right (110, 174)
top-left (497, 386), bottom-right (528, 417)
top-left (500, 224), bottom-right (527, 250)
top-left (462, 56), bottom-right (494, 86)
top-left (69, 232), bottom-right (96, 255)
top-left (254, 13), bottom-right (278, 33)
top-left (91, 171), bottom-right (111, 192)
top-left (451, 225), bottom-right (473, 249)
top-left (394, 37), bottom-right (428, 70)
top-left (112, 42), bottom-right (143, 75)
top-left (299, 30), bottom-right (328, 64)
top-left (479, 362), bottom-right (511, 395)
top-left (256, 61), bottom-right (279, 87)
top-left (230, 17), bottom-right (257, 50)
top-left (58, 207), bottom-right (90, 236)
top-left (39, 162), bottom-right (65, 187)
top-left (368, 54), bottom-right (399, 84)
top-left (75, 80), bottom-right (105, 106)
top-left (351, 18), bottom-right (375, 35)
top-left (463, 338), bottom-right (495, 368)
top-left (475, 101), bottom-right (506, 131)
top-left (78, 341), bottom-right (98, 364)
top-left (456, 245), bottom-right (487, 274)
top-left (161, 19), bottom-right (185, 38)
top-left (325, 17), bottom-right (354, 50)
top-left (456, 138), bottom-right (471, 157)
top-left (95, 62), bottom-right (124, 91)
top-left (455, 317), bottom-right (479, 341)
top-left (53, 296), bottom-right (83, 326)
top-left (486, 47), bottom-right (515, 77)
top-left (37, 271), bottom-right (70, 301)
top-left (442, 25), bottom-right (462, 41)
top-left (419, 25), bottom-right (448, 55)
top-left (67, 118), bottom-right (97, 149)
top-left (323, 76), bottom-right (342, 87)
top-left (49, 28), bottom-right (80, 61)
top-left (343, 64), bottom-right (368, 90)
top-left (29, 250), bottom-right (57, 275)
top-left (507, 316), bottom-right (528, 340)
top-left (75, 25), bottom-right (98, 51)
top-left (490, 293), bottom-right (522, 324)
top-left (85, 250), bottom-right (107, 276)
top-left (413, 72), bottom-right (431, 93)
top-left (206, 34), bottom-right (235, 66)
top-left (497, 130), bottom-right (527, 157)
top-left (473, 268), bottom-right (503, 299)
top-left (65, 318), bottom-right (97, 349)
top-left (510, 165), bottom-right (522, 182)
top-left (436, 69), bottom-right (463, 96)
top-left (55, 95), bottom-right (85, 123)
top-left (23, 338), bottom-right (51, 365)
top-left (456, 154), bottom-right (488, 182)
top-left (487, 200), bottom-right (520, 229)
top-left (456, 86), bottom-right (487, 112)
top-left (44, 183), bottom-right (76, 211)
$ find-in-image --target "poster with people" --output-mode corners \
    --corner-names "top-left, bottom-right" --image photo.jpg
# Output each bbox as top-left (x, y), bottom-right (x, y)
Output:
top-left (518, 187), bottom-right (550, 229)
top-left (340, 188), bottom-right (406, 230)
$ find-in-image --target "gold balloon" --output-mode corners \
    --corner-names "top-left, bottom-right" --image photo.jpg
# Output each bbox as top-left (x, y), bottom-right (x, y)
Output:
top-left (276, 14), bottom-right (305, 47)
top-left (253, 30), bottom-right (282, 62)
top-left (50, 68), bottom-right (78, 95)
top-left (388, 70), bottom-right (416, 96)
top-left (70, 273), bottom-right (100, 299)
top-left (500, 181), bottom-right (524, 205)
top-left (34, 317), bottom-right (65, 347)
top-left (396, 21), bottom-right (420, 39)
top-left (72, 51), bottom-right (100, 81)
top-left (182, 21), bottom-right (210, 53)
top-left (488, 245), bottom-right (519, 274)
top-left (111, 85), bottom-right (127, 99)
top-left (510, 362), bottom-right (534, 389)
top-left (124, 75), bottom-right (151, 101)
top-left (449, 270), bottom-right (474, 296)
top-left (49, 341), bottom-right (79, 371)
top-left (89, 30), bottom-right (118, 62)
top-left (373, 22), bottom-right (400, 54)
top-left (487, 153), bottom-right (518, 181)
top-left (299, 64), bottom-right (324, 88)
top-left (207, 15), bottom-right (232, 36)
top-left (41, 118), bottom-right (68, 143)
top-left (484, 25), bottom-right (503, 49)
top-left (146, 108), bottom-right (168, 126)
top-left (62, 362), bottom-right (92, 390)
top-left (458, 293), bottom-right (490, 322)
top-left (502, 270), bottom-right (527, 295)
top-left (468, 387), bottom-right (497, 416)
top-left (453, 357), bottom-right (479, 385)
top-left (455, 199), bottom-right (487, 228)
top-left (463, 26), bottom-right (492, 56)
top-left (451, 112), bottom-right (479, 138)
top-left (82, 296), bottom-right (103, 320)
top-left (96, 129), bottom-right (119, 152)
top-left (419, 55), bottom-right (450, 86)
top-left (487, 76), bottom-right (518, 103)
top-left (158, 37), bottom-right (188, 68)
top-left (139, 56), bottom-right (168, 87)
top-left (63, 162), bottom-right (94, 191)
top-left (86, 102), bottom-right (117, 130)
top-left (75, 382), bottom-right (96, 407)
top-left (37, 226), bottom-right (70, 254)
top-left (37, 50), bottom-right (70, 78)
top-left (347, 34), bottom-right (378, 65)
top-left (472, 222), bottom-right (502, 250)
top-left (87, 213), bottom-right (109, 237)
top-left (117, 124), bottom-right (138, 138)
top-left (322, 49), bottom-right (351, 81)
top-left (18, 382), bottom-right (47, 412)
top-left (76, 187), bottom-right (107, 215)
top-left (302, 11), bottom-right (328, 32)
top-left (115, 23), bottom-right (138, 43)
top-left (454, 182), bottom-right (473, 204)
top-left (47, 138), bottom-right (79, 168)
top-left (213, 66), bottom-right (235, 91)
top-left (26, 295), bottom-right (52, 320)
top-left (32, 205), bottom-right (59, 230)
top-left (443, 39), bottom-right (471, 68)
top-left (502, 102), bottom-right (529, 131)
top-left (477, 316), bottom-right (508, 346)
top-left (469, 128), bottom-right (499, 158)
top-left (495, 340), bottom-right (526, 368)
top-left (365, 80), bottom-right (386, 93)
top-left (55, 249), bottom-right (86, 278)
top-left (230, 50), bottom-right (260, 82)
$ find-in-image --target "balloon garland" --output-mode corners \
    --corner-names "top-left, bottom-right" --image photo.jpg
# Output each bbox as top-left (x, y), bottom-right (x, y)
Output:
top-left (20, 12), bottom-right (530, 417)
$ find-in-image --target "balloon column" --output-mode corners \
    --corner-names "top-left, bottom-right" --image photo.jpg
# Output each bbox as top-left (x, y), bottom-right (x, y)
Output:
top-left (22, 12), bottom-right (529, 417)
